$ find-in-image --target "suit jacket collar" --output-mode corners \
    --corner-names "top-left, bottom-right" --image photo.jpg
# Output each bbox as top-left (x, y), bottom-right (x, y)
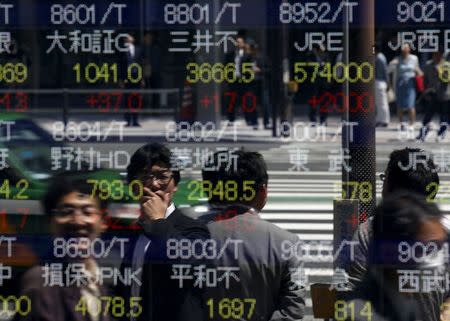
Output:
top-left (135, 204), bottom-right (178, 228)
top-left (60, 283), bottom-right (110, 321)
top-left (165, 203), bottom-right (176, 218)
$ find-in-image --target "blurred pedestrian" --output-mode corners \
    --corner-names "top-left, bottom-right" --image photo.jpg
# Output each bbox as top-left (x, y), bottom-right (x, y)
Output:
top-left (395, 43), bottom-right (422, 127)
top-left (341, 192), bottom-right (447, 321)
top-left (308, 44), bottom-right (332, 126)
top-left (142, 31), bottom-right (162, 110)
top-left (417, 49), bottom-right (450, 141)
top-left (375, 43), bottom-right (390, 127)
top-left (440, 53), bottom-right (450, 140)
top-left (225, 35), bottom-right (249, 124)
top-left (120, 34), bottom-right (145, 127)
top-left (248, 40), bottom-right (272, 130)
top-left (243, 38), bottom-right (259, 129)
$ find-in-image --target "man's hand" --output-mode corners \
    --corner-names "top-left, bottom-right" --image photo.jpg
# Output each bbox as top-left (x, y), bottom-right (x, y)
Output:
top-left (140, 188), bottom-right (170, 221)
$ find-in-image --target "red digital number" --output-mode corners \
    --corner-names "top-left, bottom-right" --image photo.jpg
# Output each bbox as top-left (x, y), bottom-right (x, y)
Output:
top-left (309, 91), bottom-right (374, 114)
top-left (224, 91), bottom-right (257, 113)
top-left (0, 207), bottom-right (30, 232)
top-left (87, 93), bottom-right (142, 113)
top-left (0, 93), bottom-right (29, 112)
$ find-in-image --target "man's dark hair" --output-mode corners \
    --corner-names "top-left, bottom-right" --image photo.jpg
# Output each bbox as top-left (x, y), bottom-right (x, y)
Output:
top-left (385, 148), bottom-right (439, 198)
top-left (42, 171), bottom-right (108, 215)
top-left (373, 191), bottom-right (442, 241)
top-left (374, 42), bottom-right (382, 53)
top-left (370, 191), bottom-right (443, 265)
top-left (127, 143), bottom-right (180, 184)
top-left (202, 150), bottom-right (268, 204)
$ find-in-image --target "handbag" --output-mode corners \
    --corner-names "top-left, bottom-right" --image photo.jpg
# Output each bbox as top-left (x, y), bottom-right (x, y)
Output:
top-left (415, 75), bottom-right (425, 93)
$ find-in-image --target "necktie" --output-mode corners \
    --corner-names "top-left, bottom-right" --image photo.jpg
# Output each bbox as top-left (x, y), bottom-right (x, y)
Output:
top-left (80, 280), bottom-right (101, 321)
top-left (130, 235), bottom-right (152, 321)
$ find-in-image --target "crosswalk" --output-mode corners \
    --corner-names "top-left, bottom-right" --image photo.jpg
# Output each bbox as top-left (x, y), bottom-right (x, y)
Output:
top-left (185, 169), bottom-right (450, 243)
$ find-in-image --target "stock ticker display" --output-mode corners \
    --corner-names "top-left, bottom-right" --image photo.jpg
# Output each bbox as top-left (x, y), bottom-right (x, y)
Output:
top-left (2, 1), bottom-right (450, 321)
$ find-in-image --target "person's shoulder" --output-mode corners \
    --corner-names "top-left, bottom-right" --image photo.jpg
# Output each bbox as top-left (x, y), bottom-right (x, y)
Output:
top-left (359, 217), bottom-right (373, 229)
top-left (19, 265), bottom-right (46, 292)
top-left (389, 57), bottom-right (400, 65)
top-left (248, 213), bottom-right (298, 241)
top-left (110, 225), bottom-right (143, 241)
top-left (170, 207), bottom-right (200, 223)
top-left (169, 208), bottom-right (210, 234)
top-left (22, 265), bottom-right (44, 281)
top-left (353, 218), bottom-right (373, 244)
top-left (170, 208), bottom-right (196, 225)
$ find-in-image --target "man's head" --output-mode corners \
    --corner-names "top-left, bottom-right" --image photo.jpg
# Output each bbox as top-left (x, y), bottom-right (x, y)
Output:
top-left (312, 43), bottom-right (325, 55)
top-left (143, 31), bottom-right (154, 45)
top-left (42, 173), bottom-right (108, 242)
top-left (371, 192), bottom-right (446, 269)
top-left (8, 38), bottom-right (17, 54)
top-left (125, 34), bottom-right (135, 45)
top-left (245, 38), bottom-right (258, 55)
top-left (374, 43), bottom-right (382, 54)
top-left (127, 143), bottom-right (180, 203)
top-left (432, 50), bottom-right (444, 63)
top-left (202, 150), bottom-right (268, 211)
top-left (236, 35), bottom-right (246, 50)
top-left (381, 148), bottom-right (439, 198)
top-left (401, 42), bottom-right (411, 56)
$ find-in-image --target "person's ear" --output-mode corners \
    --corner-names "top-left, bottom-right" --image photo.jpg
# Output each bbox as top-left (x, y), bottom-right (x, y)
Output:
top-left (49, 217), bottom-right (59, 236)
top-left (100, 220), bottom-right (108, 233)
top-left (260, 184), bottom-right (268, 200)
top-left (99, 209), bottom-right (109, 233)
top-left (254, 184), bottom-right (268, 211)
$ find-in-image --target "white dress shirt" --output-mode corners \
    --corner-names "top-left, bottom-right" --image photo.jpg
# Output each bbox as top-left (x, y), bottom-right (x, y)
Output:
top-left (80, 260), bottom-right (101, 321)
top-left (128, 43), bottom-right (135, 59)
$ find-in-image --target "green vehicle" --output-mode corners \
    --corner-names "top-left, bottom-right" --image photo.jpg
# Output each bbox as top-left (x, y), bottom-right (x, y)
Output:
top-left (0, 113), bottom-right (203, 271)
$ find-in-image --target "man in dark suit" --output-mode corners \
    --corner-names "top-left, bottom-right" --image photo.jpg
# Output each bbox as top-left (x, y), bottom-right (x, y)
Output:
top-left (182, 150), bottom-right (305, 321)
top-left (142, 31), bottom-right (162, 110)
top-left (307, 44), bottom-right (332, 125)
top-left (14, 172), bottom-right (112, 321)
top-left (120, 34), bottom-right (144, 127)
top-left (118, 143), bottom-right (208, 321)
top-left (224, 35), bottom-right (251, 124)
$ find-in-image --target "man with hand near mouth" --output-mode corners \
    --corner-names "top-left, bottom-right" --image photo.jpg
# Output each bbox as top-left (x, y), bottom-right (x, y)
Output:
top-left (118, 143), bottom-right (208, 321)
top-left (125, 142), bottom-right (191, 238)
